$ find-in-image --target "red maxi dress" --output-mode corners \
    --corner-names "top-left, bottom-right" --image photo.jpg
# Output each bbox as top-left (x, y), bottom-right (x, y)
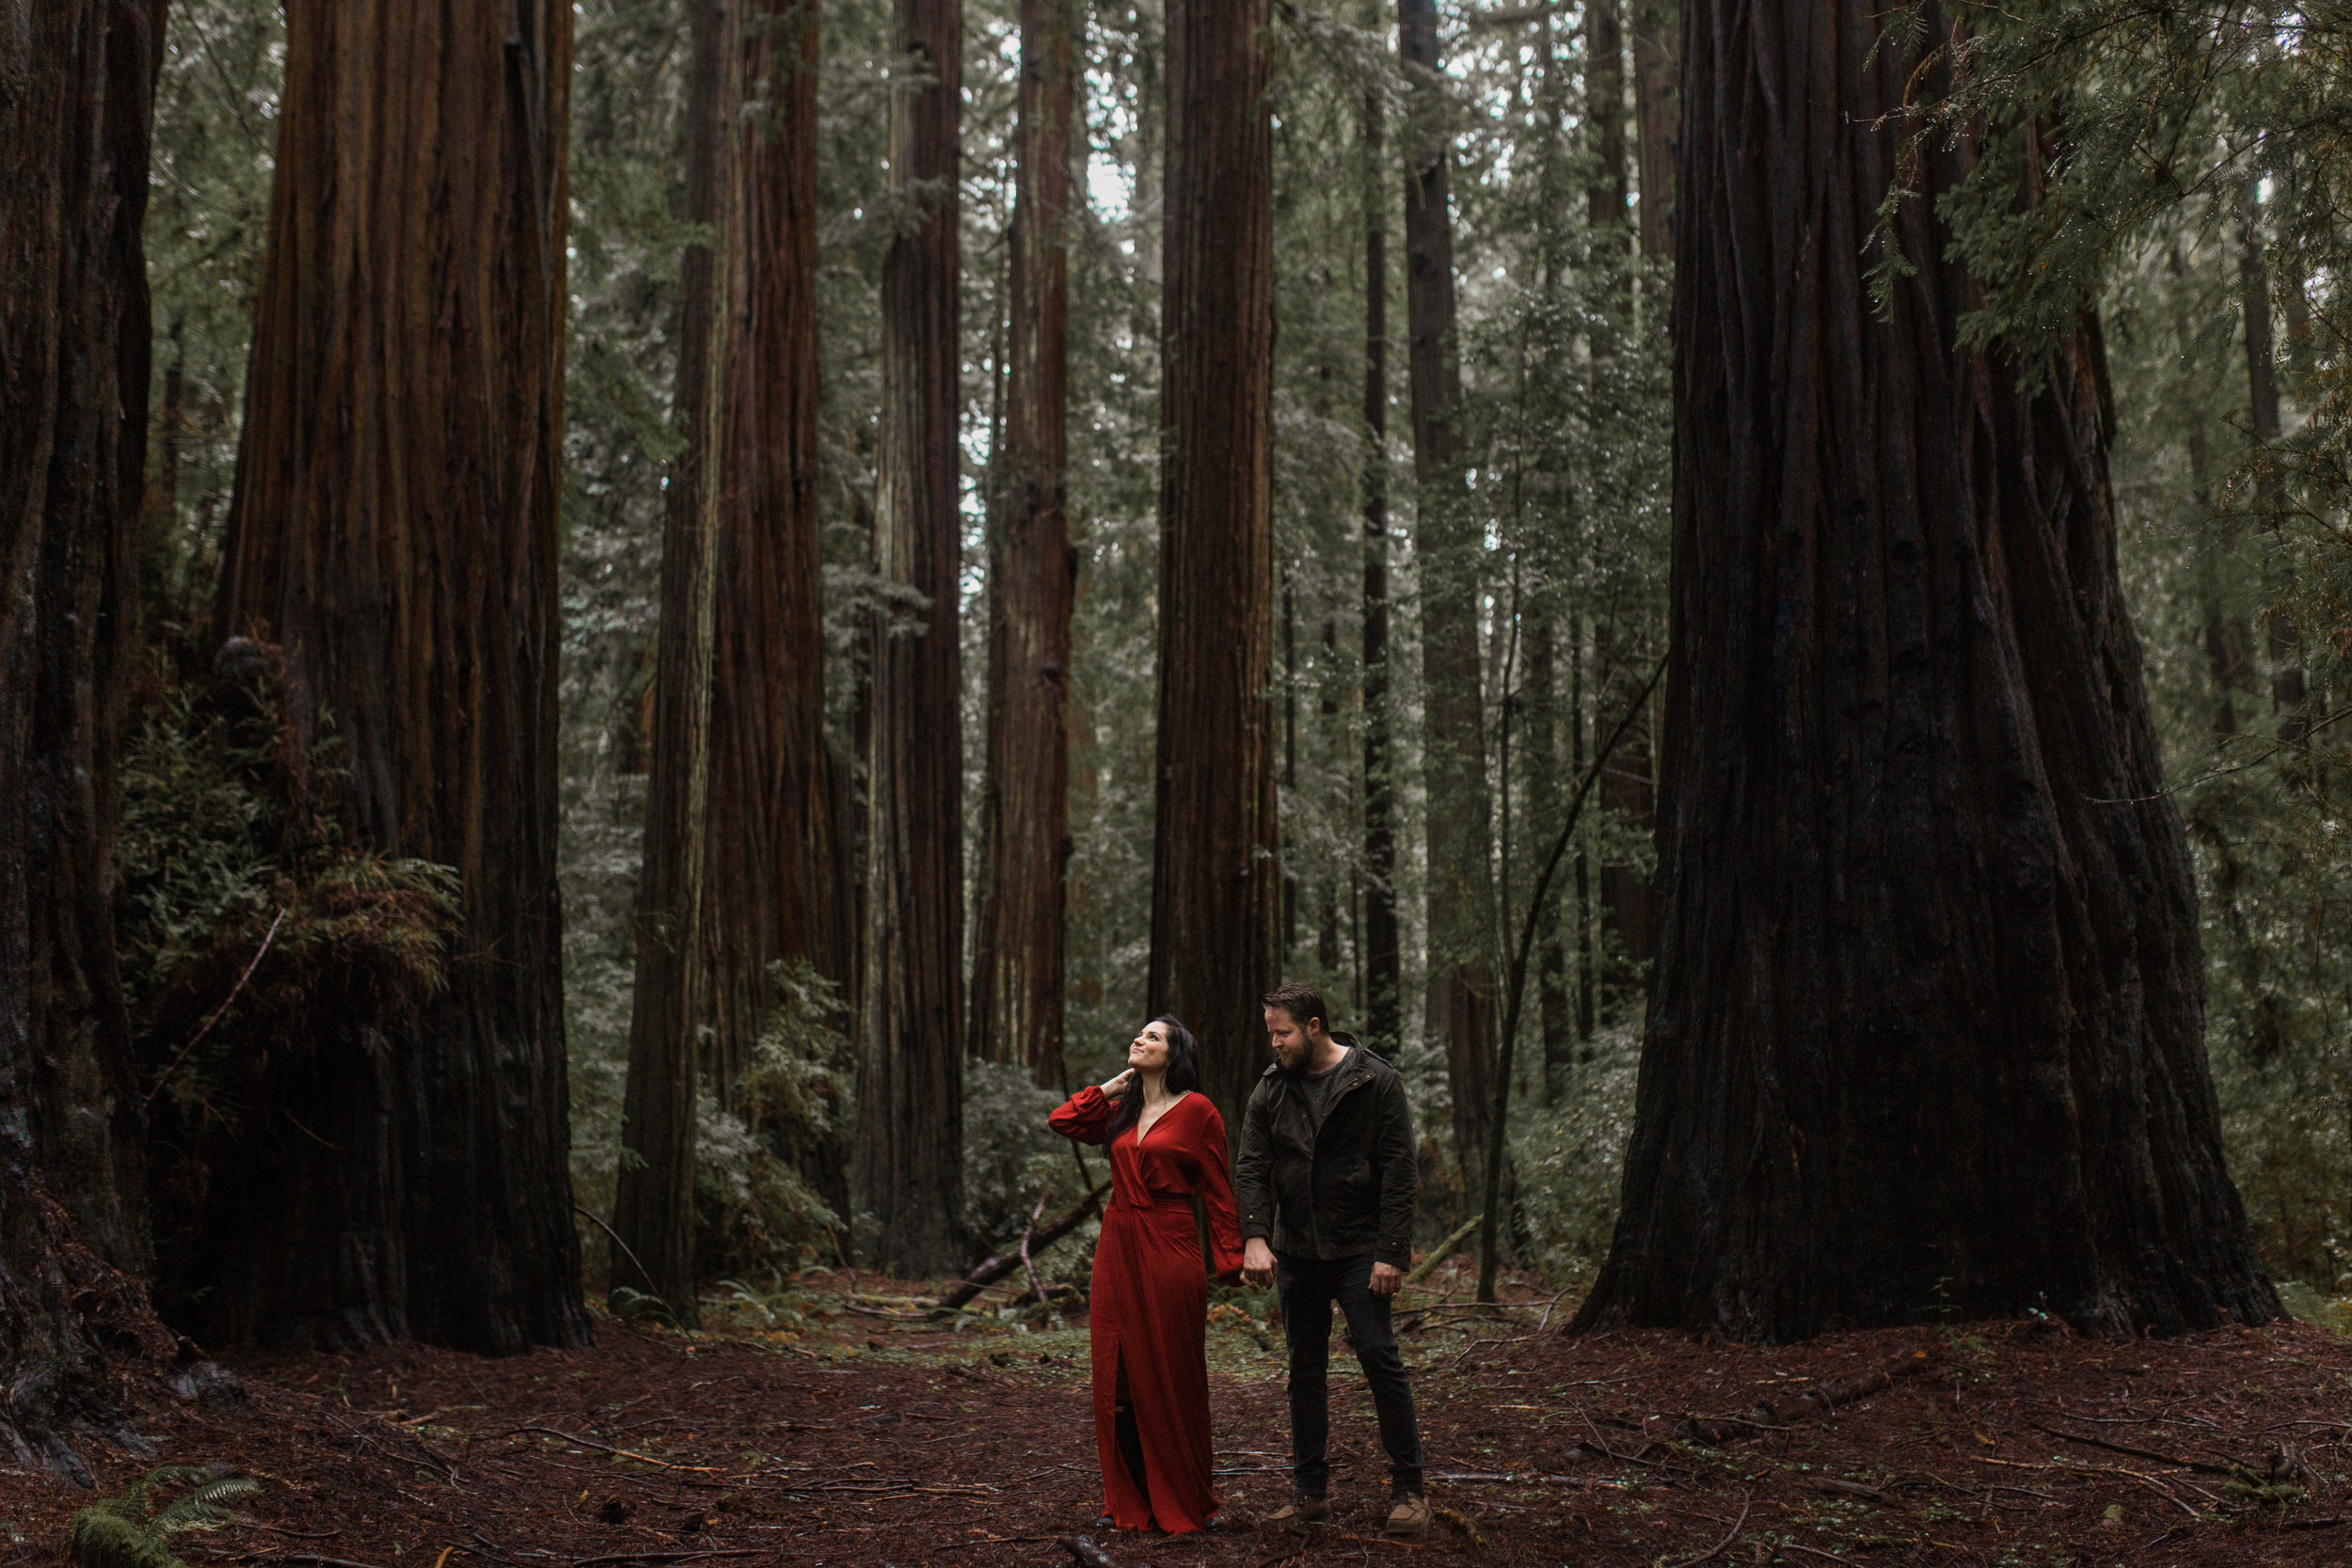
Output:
top-left (1049, 1086), bottom-right (1245, 1533)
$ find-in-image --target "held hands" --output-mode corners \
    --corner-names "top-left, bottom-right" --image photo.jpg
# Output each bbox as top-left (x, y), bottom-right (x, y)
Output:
top-left (1242, 1238), bottom-right (1276, 1289)
top-left (1368, 1261), bottom-right (1403, 1299)
top-left (1099, 1068), bottom-right (1136, 1096)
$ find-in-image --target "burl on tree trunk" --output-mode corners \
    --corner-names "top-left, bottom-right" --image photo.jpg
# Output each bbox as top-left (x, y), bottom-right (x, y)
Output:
top-left (1574, 3), bottom-right (2277, 1339)
top-left (207, 0), bottom-right (588, 1353)
top-left (0, 0), bottom-right (178, 1478)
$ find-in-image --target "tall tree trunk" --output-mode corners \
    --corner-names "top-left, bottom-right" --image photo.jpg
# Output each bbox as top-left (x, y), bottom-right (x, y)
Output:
top-left (703, 0), bottom-right (852, 1225)
top-left (1587, 0), bottom-right (1660, 1003)
top-left (1573, 3), bottom-right (2277, 1340)
top-left (0, 0), bottom-right (175, 1480)
top-left (1360, 83), bottom-right (1402, 1057)
top-left (1525, 618), bottom-right (1568, 1101)
top-left (1151, 0), bottom-right (1278, 1139)
top-left (1629, 0), bottom-right (1677, 259)
top-left (209, 0), bottom-right (588, 1353)
top-left (612, 0), bottom-right (739, 1327)
top-left (1400, 0), bottom-right (1497, 1209)
top-left (860, 0), bottom-right (966, 1273)
top-left (2240, 182), bottom-right (2305, 726)
top-left (1586, 0), bottom-right (1628, 229)
top-left (974, 0), bottom-right (1077, 1088)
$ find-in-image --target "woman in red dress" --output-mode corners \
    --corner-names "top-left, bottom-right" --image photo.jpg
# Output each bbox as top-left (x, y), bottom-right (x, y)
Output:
top-left (1049, 1016), bottom-right (1244, 1534)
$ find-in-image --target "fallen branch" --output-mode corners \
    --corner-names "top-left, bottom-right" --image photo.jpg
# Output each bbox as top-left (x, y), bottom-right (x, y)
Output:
top-left (1057, 1535), bottom-right (1119, 1568)
top-left (935, 1181), bottom-right (1112, 1312)
top-left (1666, 1490), bottom-right (1749, 1568)
top-left (147, 906), bottom-right (288, 1108)
top-left (1677, 1350), bottom-right (1934, 1445)
top-left (569, 1554), bottom-right (761, 1568)
top-left (501, 1426), bottom-right (716, 1472)
top-left (2028, 1422), bottom-right (2235, 1476)
top-left (1403, 1214), bottom-right (1484, 1288)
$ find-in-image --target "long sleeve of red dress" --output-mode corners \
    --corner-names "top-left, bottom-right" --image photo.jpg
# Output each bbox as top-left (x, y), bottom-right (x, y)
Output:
top-left (1045, 1088), bottom-right (1241, 1533)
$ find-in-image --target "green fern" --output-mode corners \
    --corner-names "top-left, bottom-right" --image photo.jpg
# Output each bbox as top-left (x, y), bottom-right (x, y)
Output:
top-left (68, 1466), bottom-right (258, 1568)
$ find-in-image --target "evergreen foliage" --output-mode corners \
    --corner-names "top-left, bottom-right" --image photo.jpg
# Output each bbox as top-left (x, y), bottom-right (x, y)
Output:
top-left (68, 1467), bottom-right (258, 1568)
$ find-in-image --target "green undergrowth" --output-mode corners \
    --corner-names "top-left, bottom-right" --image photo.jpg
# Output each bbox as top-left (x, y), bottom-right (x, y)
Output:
top-left (2277, 1280), bottom-right (2352, 1338)
top-left (67, 1466), bottom-right (256, 1568)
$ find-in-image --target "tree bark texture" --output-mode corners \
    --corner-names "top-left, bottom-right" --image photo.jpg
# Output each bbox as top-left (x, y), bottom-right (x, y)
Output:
top-left (0, 0), bottom-right (176, 1479)
top-left (209, 0), bottom-right (589, 1353)
top-left (702, 0), bottom-right (855, 1224)
top-left (859, 0), bottom-right (966, 1273)
top-left (1629, 0), bottom-right (1676, 258)
top-left (1150, 0), bottom-right (1279, 1140)
top-left (1573, 2), bottom-right (2278, 1339)
top-left (974, 0), bottom-right (1077, 1088)
top-left (612, 0), bottom-right (739, 1327)
top-left (1360, 84), bottom-right (1402, 1057)
top-left (1400, 0), bottom-right (1499, 1206)
top-left (1585, 0), bottom-right (1628, 230)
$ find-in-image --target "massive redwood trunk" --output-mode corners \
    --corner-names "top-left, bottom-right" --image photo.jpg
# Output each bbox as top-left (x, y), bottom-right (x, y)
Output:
top-left (1574, 2), bottom-right (2278, 1339)
top-left (612, 0), bottom-right (738, 1327)
top-left (0, 0), bottom-right (175, 1479)
top-left (1399, 0), bottom-right (1498, 1206)
top-left (859, 0), bottom-right (966, 1273)
top-left (973, 0), bottom-right (1077, 1088)
top-left (1150, 0), bottom-right (1279, 1138)
top-left (209, 0), bottom-right (588, 1352)
top-left (703, 0), bottom-right (853, 1219)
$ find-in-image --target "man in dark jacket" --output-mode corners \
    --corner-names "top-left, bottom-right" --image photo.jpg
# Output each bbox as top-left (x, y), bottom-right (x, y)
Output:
top-left (1236, 983), bottom-right (1428, 1537)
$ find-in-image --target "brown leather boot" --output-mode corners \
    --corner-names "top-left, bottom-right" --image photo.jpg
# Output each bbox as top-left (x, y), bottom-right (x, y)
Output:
top-left (1383, 1493), bottom-right (1432, 1538)
top-left (1269, 1494), bottom-right (1330, 1528)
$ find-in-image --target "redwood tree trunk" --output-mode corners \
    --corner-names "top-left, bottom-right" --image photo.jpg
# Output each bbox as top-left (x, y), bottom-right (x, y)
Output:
top-left (974, 0), bottom-right (1077, 1088)
top-left (702, 0), bottom-right (852, 1222)
top-left (1399, 0), bottom-right (1498, 1205)
top-left (1573, 2), bottom-right (2277, 1339)
top-left (612, 0), bottom-right (738, 1327)
top-left (1150, 0), bottom-right (1279, 1138)
top-left (859, 0), bottom-right (966, 1273)
top-left (1629, 0), bottom-right (1676, 259)
top-left (1360, 82), bottom-right (1402, 1057)
top-left (209, 0), bottom-right (588, 1353)
top-left (0, 0), bottom-right (174, 1479)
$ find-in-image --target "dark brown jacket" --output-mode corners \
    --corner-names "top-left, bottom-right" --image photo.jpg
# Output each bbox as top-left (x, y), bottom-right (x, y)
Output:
top-left (1234, 1044), bottom-right (1417, 1268)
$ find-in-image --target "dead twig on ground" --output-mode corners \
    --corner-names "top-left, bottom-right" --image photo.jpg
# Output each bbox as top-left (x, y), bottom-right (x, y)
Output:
top-left (1677, 1351), bottom-right (1934, 1445)
top-left (569, 1553), bottom-right (761, 1567)
top-left (501, 1426), bottom-right (717, 1473)
top-left (2028, 1422), bottom-right (2236, 1476)
top-left (1665, 1490), bottom-right (1749, 1567)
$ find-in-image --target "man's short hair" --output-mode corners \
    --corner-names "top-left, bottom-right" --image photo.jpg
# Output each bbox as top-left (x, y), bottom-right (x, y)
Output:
top-left (1262, 983), bottom-right (1328, 1033)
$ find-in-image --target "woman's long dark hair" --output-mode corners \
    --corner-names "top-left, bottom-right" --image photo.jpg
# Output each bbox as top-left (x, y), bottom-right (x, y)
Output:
top-left (1106, 1015), bottom-right (1200, 1140)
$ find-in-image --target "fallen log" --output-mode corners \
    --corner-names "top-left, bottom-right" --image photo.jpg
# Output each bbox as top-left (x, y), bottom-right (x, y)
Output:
top-left (935, 1180), bottom-right (1113, 1313)
top-left (1676, 1349), bottom-right (1934, 1446)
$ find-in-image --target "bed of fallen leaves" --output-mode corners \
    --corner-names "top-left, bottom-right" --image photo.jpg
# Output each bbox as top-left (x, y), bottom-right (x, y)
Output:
top-left (4, 1259), bottom-right (2350, 1567)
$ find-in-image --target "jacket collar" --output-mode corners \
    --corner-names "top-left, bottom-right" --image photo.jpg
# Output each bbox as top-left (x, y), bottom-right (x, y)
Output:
top-left (1261, 1042), bottom-right (1373, 1092)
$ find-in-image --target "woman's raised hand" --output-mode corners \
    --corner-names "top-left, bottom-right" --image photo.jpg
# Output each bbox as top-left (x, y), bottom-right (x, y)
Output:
top-left (1100, 1067), bottom-right (1137, 1096)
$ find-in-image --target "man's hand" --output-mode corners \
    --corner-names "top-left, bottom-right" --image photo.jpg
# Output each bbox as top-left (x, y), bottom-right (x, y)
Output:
top-left (1368, 1261), bottom-right (1403, 1299)
top-left (1243, 1238), bottom-right (1276, 1289)
top-left (1100, 1067), bottom-right (1136, 1095)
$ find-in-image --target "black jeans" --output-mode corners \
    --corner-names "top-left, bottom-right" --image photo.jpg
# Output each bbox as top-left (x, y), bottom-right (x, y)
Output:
top-left (1275, 1251), bottom-right (1424, 1497)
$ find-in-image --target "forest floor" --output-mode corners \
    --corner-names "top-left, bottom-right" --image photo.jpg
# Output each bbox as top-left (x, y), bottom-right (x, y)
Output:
top-left (5, 1260), bottom-right (2352, 1567)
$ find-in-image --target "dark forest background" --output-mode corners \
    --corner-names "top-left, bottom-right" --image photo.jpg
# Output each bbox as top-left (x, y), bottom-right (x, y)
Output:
top-left (9, 0), bottom-right (2352, 1462)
